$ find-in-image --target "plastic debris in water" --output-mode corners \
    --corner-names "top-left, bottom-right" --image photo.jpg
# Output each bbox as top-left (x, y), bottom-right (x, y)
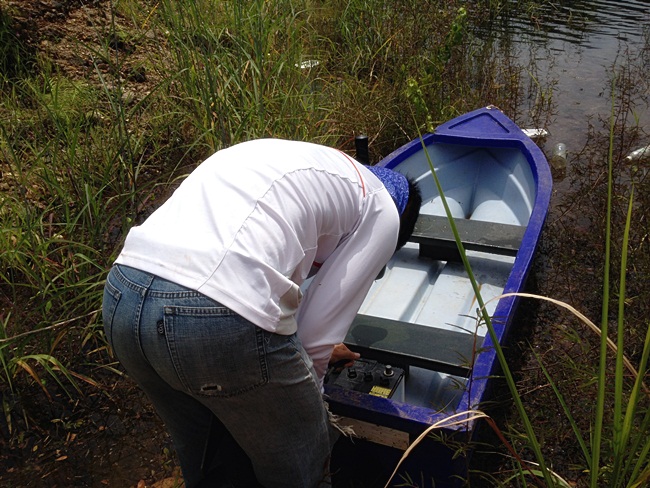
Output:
top-left (522, 128), bottom-right (549, 140)
top-left (549, 142), bottom-right (567, 177)
top-left (624, 145), bottom-right (650, 161)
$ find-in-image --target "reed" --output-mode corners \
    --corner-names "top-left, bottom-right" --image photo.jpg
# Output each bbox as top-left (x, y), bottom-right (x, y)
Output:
top-left (419, 76), bottom-right (650, 486)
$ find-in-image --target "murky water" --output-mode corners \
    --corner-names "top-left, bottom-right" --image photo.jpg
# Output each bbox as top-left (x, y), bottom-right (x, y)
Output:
top-left (478, 0), bottom-right (650, 167)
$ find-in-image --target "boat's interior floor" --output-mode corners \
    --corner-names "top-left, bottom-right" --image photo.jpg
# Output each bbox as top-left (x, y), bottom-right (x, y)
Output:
top-left (360, 242), bottom-right (514, 338)
top-left (355, 241), bottom-right (514, 411)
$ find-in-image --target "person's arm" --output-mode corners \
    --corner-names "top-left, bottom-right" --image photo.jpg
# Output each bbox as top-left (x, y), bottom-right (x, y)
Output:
top-left (329, 343), bottom-right (361, 368)
top-left (296, 196), bottom-right (398, 386)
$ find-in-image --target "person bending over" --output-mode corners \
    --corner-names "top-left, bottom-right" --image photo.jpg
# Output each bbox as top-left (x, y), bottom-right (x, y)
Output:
top-left (102, 138), bottom-right (421, 488)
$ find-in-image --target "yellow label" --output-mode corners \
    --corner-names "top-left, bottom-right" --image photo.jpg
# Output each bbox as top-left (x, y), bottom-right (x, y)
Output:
top-left (369, 385), bottom-right (392, 398)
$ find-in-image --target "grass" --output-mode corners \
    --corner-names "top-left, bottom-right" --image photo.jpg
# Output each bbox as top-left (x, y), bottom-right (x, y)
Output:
top-left (0, 0), bottom-right (524, 396)
top-left (1, 0), bottom-right (649, 486)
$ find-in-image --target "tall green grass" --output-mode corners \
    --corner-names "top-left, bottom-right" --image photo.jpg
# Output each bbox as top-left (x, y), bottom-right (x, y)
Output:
top-left (0, 0), bottom-right (554, 477)
top-left (0, 6), bottom-right (177, 406)
top-left (156, 0), bottom-right (327, 148)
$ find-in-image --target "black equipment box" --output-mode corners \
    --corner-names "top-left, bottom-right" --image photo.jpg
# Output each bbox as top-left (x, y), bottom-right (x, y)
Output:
top-left (325, 359), bottom-right (404, 399)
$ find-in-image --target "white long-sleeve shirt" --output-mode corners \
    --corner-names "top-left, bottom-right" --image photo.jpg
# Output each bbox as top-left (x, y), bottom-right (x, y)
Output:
top-left (115, 139), bottom-right (399, 381)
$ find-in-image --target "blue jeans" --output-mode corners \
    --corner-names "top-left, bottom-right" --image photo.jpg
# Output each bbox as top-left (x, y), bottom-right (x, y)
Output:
top-left (102, 265), bottom-right (335, 488)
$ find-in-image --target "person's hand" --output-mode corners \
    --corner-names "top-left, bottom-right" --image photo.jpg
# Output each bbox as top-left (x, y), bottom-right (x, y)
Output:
top-left (329, 343), bottom-right (360, 368)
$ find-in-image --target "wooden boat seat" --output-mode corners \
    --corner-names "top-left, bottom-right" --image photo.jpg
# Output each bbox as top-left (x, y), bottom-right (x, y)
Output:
top-left (410, 214), bottom-right (526, 261)
top-left (344, 314), bottom-right (480, 378)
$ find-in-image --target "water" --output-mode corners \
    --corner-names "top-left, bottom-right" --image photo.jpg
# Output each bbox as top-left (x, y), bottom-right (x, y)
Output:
top-left (478, 0), bottom-right (650, 161)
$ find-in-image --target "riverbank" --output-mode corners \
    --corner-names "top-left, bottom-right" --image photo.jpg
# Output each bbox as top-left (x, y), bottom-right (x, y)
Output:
top-left (1, 1), bottom-right (649, 486)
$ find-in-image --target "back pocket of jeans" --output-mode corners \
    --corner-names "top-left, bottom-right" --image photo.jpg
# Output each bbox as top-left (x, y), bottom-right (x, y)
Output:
top-left (163, 306), bottom-right (268, 397)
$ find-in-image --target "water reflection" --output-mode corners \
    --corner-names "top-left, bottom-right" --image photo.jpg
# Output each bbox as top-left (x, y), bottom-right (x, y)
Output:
top-left (520, 0), bottom-right (650, 40)
top-left (475, 0), bottom-right (650, 164)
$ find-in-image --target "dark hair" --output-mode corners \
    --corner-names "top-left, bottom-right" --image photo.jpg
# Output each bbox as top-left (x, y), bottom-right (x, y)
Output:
top-left (396, 177), bottom-right (422, 251)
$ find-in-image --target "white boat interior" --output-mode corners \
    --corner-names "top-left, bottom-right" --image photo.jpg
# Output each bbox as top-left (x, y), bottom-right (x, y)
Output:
top-left (355, 142), bottom-right (537, 410)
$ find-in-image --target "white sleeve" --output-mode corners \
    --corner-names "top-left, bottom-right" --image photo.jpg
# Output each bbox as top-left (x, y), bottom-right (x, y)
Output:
top-left (296, 193), bottom-right (399, 387)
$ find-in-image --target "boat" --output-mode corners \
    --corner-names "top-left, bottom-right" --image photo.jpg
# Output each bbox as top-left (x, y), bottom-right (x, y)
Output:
top-left (326, 106), bottom-right (553, 487)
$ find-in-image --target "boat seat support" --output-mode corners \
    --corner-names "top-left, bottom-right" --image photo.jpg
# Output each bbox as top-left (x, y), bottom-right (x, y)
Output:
top-left (410, 214), bottom-right (526, 261)
top-left (344, 314), bottom-right (481, 378)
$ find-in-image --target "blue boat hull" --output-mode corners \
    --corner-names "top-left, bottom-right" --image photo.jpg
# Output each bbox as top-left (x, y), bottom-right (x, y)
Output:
top-left (327, 106), bottom-right (553, 486)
